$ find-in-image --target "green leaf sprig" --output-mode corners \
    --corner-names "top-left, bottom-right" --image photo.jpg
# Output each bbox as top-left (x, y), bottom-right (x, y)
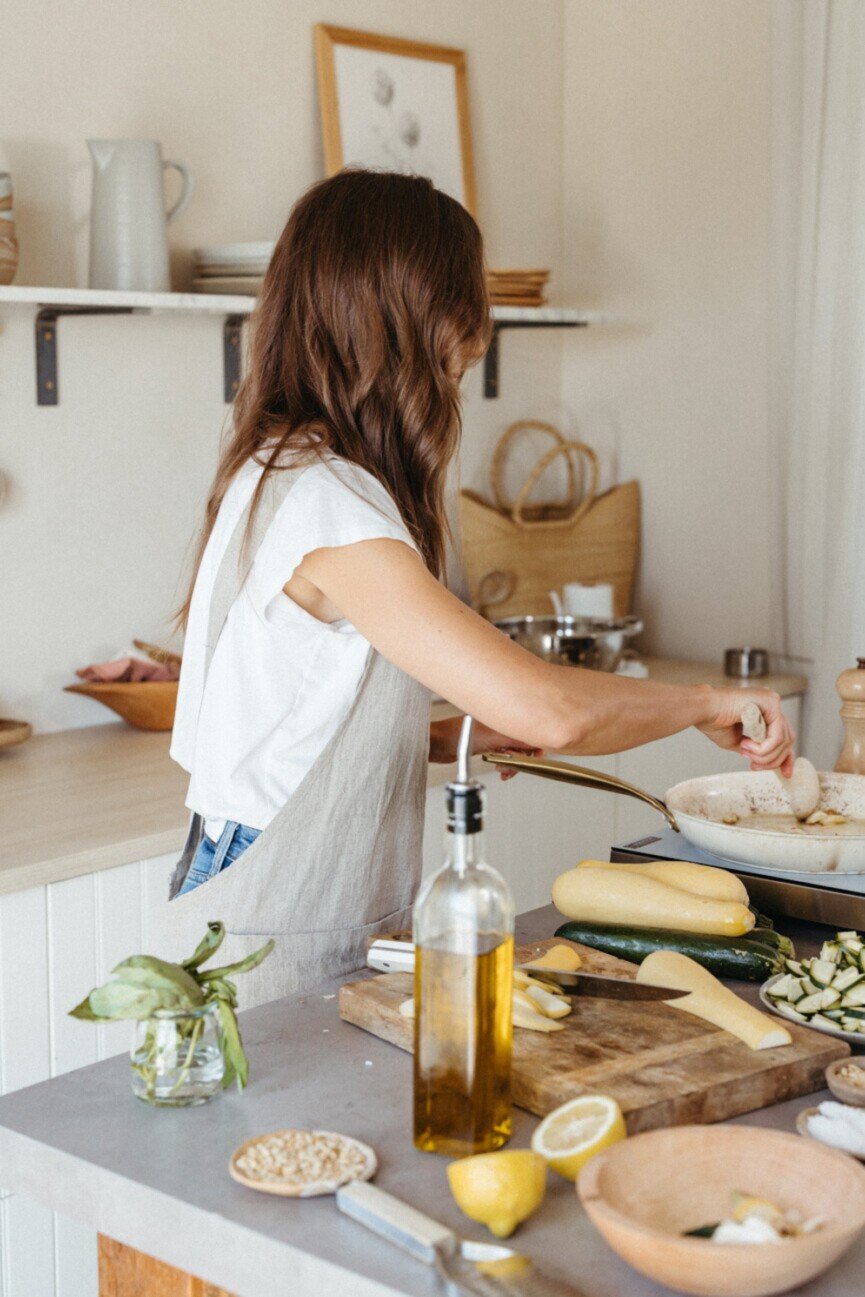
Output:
top-left (70, 922), bottom-right (274, 1091)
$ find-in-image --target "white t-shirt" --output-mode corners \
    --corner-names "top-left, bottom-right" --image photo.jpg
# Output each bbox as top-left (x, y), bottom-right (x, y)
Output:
top-left (170, 454), bottom-right (418, 833)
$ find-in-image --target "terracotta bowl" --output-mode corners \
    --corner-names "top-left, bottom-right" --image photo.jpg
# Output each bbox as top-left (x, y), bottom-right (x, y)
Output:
top-left (577, 1124), bottom-right (865, 1297)
top-left (64, 681), bottom-right (177, 731)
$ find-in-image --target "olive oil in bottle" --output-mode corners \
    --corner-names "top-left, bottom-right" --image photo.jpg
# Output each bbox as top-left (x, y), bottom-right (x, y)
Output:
top-left (413, 717), bottom-right (514, 1156)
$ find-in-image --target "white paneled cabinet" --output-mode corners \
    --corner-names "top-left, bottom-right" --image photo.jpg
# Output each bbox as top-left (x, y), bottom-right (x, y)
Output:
top-left (0, 702), bottom-right (802, 1296)
top-left (0, 855), bottom-right (174, 1297)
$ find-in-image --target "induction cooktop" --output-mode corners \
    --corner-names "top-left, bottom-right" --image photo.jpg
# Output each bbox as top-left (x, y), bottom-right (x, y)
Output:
top-left (610, 826), bottom-right (865, 929)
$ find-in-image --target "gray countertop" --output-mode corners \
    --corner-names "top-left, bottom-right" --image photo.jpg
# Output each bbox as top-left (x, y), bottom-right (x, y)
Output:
top-left (0, 907), bottom-right (860, 1297)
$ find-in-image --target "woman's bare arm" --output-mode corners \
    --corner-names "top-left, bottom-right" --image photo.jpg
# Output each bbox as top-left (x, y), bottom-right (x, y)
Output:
top-left (292, 539), bottom-right (795, 772)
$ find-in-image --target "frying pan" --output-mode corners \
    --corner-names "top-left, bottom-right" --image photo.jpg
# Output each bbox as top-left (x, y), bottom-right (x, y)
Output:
top-left (481, 753), bottom-right (865, 873)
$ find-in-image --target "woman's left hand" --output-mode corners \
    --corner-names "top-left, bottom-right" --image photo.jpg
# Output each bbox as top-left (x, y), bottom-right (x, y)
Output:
top-left (429, 718), bottom-right (542, 779)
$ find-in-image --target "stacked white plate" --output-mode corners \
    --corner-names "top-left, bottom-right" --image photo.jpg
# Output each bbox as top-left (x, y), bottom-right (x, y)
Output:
top-left (192, 242), bottom-right (274, 296)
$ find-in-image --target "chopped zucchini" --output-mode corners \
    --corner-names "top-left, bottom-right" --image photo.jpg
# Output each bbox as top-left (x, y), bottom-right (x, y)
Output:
top-left (820, 988), bottom-right (841, 1010)
top-left (796, 991), bottom-right (825, 1016)
top-left (823, 1009), bottom-right (845, 1021)
top-left (838, 931), bottom-right (860, 942)
top-left (800, 976), bottom-right (819, 997)
top-left (809, 959), bottom-right (837, 988)
top-left (766, 974), bottom-right (792, 999)
top-left (832, 966), bottom-right (864, 992)
top-left (842, 983), bottom-right (865, 1007)
top-left (775, 1002), bottom-right (807, 1023)
top-left (809, 1013), bottom-right (839, 1031)
top-left (821, 941), bottom-right (842, 964)
top-left (785, 958), bottom-right (803, 976)
top-left (839, 1006), bottom-right (865, 1020)
top-left (786, 980), bottom-right (805, 1004)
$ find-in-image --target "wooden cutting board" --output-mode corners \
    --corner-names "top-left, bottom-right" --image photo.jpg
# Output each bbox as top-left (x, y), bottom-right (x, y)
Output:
top-left (339, 938), bottom-right (848, 1134)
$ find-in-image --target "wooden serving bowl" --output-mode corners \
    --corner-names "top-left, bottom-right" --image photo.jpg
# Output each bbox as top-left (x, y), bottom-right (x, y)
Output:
top-left (64, 681), bottom-right (178, 731)
top-left (578, 1124), bottom-right (865, 1297)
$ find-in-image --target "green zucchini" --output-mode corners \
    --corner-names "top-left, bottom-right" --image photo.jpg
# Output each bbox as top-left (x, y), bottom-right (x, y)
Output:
top-left (742, 928), bottom-right (795, 957)
top-left (553, 921), bottom-right (786, 981)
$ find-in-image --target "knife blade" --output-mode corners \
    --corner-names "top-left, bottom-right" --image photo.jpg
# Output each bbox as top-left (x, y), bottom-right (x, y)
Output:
top-left (366, 940), bottom-right (687, 1002)
top-left (527, 968), bottom-right (687, 1001)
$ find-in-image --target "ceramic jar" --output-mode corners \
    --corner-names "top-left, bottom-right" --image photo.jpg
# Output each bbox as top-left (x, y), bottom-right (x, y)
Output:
top-left (0, 174), bottom-right (18, 285)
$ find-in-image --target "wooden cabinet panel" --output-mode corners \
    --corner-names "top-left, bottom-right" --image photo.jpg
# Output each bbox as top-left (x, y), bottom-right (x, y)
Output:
top-left (98, 1235), bottom-right (235, 1297)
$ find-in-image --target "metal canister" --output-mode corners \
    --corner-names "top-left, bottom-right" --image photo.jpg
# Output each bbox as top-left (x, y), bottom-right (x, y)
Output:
top-left (723, 647), bottom-right (769, 679)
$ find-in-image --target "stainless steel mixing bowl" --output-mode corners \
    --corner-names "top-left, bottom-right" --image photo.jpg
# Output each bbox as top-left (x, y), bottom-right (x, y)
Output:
top-left (492, 614), bottom-right (643, 670)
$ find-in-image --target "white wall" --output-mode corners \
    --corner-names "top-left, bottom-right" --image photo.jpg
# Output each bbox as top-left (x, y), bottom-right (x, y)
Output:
top-left (2, 0), bottom-right (782, 731)
top-left (0, 0), bottom-right (566, 731)
top-left (559, 0), bottom-right (775, 663)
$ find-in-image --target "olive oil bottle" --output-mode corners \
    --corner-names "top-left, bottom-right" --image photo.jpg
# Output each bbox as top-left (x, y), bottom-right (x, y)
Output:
top-left (413, 717), bottom-right (514, 1156)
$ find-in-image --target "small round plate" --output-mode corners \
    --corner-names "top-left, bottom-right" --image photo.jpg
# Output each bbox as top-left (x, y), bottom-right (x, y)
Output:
top-left (229, 1128), bottom-right (377, 1198)
top-left (796, 1106), bottom-right (865, 1162)
top-left (826, 1058), bottom-right (865, 1106)
top-left (760, 974), bottom-right (865, 1045)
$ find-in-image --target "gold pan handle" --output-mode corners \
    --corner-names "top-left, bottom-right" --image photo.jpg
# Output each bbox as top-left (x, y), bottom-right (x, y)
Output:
top-left (481, 752), bottom-right (679, 832)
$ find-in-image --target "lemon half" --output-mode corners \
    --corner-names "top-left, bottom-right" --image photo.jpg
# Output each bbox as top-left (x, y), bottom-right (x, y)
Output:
top-left (530, 1094), bottom-right (626, 1181)
top-left (447, 1149), bottom-right (546, 1239)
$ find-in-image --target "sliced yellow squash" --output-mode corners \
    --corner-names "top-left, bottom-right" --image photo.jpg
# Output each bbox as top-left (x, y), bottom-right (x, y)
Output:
top-left (523, 983), bottom-right (572, 1019)
top-left (511, 1004), bottom-right (565, 1033)
top-left (520, 943), bottom-right (583, 972)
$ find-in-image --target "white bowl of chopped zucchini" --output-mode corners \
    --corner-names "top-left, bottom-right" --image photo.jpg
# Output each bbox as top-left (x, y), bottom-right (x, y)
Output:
top-left (761, 930), bottom-right (865, 1042)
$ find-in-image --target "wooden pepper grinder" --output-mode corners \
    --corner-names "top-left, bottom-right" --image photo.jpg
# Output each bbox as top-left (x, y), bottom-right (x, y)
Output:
top-left (835, 659), bottom-right (865, 774)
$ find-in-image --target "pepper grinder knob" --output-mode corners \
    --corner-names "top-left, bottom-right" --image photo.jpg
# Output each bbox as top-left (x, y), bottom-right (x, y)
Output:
top-left (835, 659), bottom-right (865, 774)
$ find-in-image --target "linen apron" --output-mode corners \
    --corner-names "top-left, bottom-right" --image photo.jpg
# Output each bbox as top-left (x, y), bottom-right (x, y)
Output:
top-left (151, 466), bottom-right (430, 1009)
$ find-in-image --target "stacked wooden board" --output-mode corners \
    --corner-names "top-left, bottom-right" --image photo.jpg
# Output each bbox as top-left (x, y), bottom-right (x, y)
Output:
top-left (339, 938), bottom-right (848, 1134)
top-left (486, 268), bottom-right (549, 306)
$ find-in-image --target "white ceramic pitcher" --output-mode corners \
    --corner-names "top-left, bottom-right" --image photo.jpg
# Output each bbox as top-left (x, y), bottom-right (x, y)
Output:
top-left (87, 139), bottom-right (193, 291)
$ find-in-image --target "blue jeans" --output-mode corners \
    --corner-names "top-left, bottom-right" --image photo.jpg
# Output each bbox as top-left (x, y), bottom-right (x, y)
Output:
top-left (178, 821), bottom-right (261, 896)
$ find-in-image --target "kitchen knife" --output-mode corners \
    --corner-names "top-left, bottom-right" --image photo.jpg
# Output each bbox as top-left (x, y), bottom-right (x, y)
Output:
top-left (525, 967), bottom-right (687, 1001)
top-left (366, 939), bottom-right (687, 1002)
top-left (337, 1180), bottom-right (584, 1297)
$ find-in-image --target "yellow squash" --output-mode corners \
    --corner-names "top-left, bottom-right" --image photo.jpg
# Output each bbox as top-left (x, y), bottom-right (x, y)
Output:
top-left (636, 950), bottom-right (791, 1050)
top-left (575, 858), bottom-right (748, 904)
top-left (551, 866), bottom-right (754, 937)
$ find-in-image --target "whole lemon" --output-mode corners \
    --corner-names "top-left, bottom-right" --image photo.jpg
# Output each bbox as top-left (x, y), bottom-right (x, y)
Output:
top-left (447, 1149), bottom-right (546, 1238)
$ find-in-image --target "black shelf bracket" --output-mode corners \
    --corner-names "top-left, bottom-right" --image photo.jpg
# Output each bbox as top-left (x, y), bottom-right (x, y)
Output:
top-left (223, 314), bottom-right (244, 403)
top-left (34, 306), bottom-right (246, 407)
top-left (483, 319), bottom-right (588, 399)
top-left (36, 307), bottom-right (133, 405)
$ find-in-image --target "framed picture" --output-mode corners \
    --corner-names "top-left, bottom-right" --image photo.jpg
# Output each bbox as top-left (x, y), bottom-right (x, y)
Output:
top-left (314, 24), bottom-right (477, 216)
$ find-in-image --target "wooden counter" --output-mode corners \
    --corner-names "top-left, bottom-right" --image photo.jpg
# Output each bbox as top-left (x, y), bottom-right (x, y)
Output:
top-left (0, 658), bottom-right (807, 896)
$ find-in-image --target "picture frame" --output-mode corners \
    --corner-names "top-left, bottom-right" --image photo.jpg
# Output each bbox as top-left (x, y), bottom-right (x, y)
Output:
top-left (314, 24), bottom-right (477, 216)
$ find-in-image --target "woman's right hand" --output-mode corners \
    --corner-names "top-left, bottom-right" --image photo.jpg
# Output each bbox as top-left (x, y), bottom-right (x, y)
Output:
top-left (695, 686), bottom-right (796, 776)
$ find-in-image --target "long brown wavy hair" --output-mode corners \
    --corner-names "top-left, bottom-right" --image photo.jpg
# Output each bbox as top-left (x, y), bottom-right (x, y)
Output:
top-left (179, 169), bottom-right (490, 622)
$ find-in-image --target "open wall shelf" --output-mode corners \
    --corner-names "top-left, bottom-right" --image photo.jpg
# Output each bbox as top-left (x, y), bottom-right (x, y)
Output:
top-left (0, 286), bottom-right (606, 406)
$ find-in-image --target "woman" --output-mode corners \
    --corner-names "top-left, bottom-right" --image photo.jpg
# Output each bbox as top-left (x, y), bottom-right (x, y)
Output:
top-left (165, 170), bottom-right (794, 1005)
